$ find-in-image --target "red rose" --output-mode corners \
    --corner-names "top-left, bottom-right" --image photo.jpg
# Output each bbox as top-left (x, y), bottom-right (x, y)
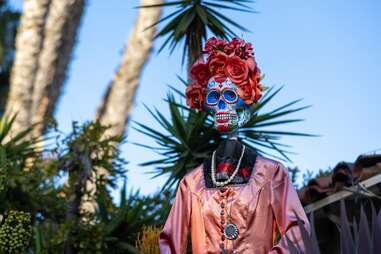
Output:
top-left (204, 37), bottom-right (218, 54)
top-left (190, 61), bottom-right (211, 86)
top-left (225, 38), bottom-right (244, 55)
top-left (185, 84), bottom-right (206, 111)
top-left (234, 44), bottom-right (252, 59)
top-left (224, 38), bottom-right (253, 59)
top-left (215, 38), bottom-right (228, 50)
top-left (241, 42), bottom-right (253, 59)
top-left (254, 83), bottom-right (262, 102)
top-left (204, 37), bottom-right (228, 54)
top-left (251, 66), bottom-right (261, 84)
top-left (245, 56), bottom-right (256, 72)
top-left (248, 66), bottom-right (262, 102)
top-left (208, 52), bottom-right (228, 78)
top-left (225, 56), bottom-right (249, 84)
top-left (237, 81), bottom-right (255, 105)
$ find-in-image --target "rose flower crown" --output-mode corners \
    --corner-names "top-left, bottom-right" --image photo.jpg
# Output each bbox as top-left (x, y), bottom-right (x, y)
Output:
top-left (186, 37), bottom-right (264, 111)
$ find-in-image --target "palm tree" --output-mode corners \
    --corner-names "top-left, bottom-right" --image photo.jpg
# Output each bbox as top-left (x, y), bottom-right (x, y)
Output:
top-left (140, 0), bottom-right (254, 71)
top-left (95, 0), bottom-right (163, 140)
top-left (31, 0), bottom-right (85, 137)
top-left (4, 0), bottom-right (51, 138)
top-left (79, 0), bottom-right (164, 215)
top-left (4, 0), bottom-right (85, 139)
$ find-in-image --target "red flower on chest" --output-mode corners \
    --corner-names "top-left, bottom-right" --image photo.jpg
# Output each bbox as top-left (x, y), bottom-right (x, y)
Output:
top-left (217, 162), bottom-right (234, 174)
top-left (217, 163), bottom-right (250, 178)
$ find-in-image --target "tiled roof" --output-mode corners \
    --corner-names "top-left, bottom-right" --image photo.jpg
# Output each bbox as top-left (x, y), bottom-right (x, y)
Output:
top-left (298, 154), bottom-right (381, 206)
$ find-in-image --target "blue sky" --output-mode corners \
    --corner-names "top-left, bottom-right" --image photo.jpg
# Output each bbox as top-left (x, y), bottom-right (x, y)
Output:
top-left (10, 0), bottom-right (381, 195)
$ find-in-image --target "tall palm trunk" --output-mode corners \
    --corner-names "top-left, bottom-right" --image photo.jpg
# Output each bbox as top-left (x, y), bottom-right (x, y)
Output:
top-left (96, 0), bottom-right (163, 139)
top-left (31, 0), bottom-right (85, 137)
top-left (4, 0), bottom-right (51, 137)
top-left (80, 0), bottom-right (163, 214)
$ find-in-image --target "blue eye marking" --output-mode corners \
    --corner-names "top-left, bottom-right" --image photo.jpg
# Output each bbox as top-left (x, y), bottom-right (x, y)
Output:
top-left (206, 90), bottom-right (220, 104)
top-left (223, 90), bottom-right (237, 102)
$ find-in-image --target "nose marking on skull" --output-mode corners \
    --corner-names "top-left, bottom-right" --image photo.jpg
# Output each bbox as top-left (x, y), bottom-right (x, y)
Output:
top-left (218, 100), bottom-right (226, 110)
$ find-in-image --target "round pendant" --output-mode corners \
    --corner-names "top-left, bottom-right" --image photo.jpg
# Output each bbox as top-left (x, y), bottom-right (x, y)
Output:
top-left (224, 223), bottom-right (239, 240)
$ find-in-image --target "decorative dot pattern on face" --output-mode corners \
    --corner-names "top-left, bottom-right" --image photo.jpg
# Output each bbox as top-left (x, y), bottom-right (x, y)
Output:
top-left (205, 77), bottom-right (252, 133)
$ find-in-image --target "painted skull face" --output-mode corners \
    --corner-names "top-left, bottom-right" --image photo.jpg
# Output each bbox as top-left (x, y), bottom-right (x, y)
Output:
top-left (205, 77), bottom-right (251, 133)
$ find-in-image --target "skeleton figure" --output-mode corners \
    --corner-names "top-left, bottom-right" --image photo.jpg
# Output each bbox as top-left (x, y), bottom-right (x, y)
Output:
top-left (205, 77), bottom-right (251, 133)
top-left (159, 37), bottom-right (309, 254)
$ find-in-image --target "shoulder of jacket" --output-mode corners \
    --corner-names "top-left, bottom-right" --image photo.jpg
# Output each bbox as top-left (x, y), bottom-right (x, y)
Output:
top-left (180, 164), bottom-right (204, 189)
top-left (255, 155), bottom-right (288, 179)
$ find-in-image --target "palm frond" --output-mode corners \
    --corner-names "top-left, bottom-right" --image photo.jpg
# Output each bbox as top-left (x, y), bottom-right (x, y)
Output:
top-left (139, 0), bottom-right (255, 65)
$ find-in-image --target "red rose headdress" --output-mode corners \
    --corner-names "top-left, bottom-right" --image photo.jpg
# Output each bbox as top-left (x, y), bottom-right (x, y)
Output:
top-left (186, 37), bottom-right (264, 111)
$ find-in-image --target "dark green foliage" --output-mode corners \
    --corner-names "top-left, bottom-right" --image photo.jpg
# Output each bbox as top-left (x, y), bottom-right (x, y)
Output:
top-left (0, 115), bottom-right (172, 253)
top-left (288, 166), bottom-right (301, 186)
top-left (140, 0), bottom-right (255, 66)
top-left (92, 181), bottom-right (171, 253)
top-left (0, 114), bottom-right (44, 214)
top-left (0, 210), bottom-right (32, 253)
top-left (59, 121), bottom-right (126, 192)
top-left (302, 167), bottom-right (332, 187)
top-left (134, 86), bottom-right (314, 191)
top-left (287, 200), bottom-right (381, 254)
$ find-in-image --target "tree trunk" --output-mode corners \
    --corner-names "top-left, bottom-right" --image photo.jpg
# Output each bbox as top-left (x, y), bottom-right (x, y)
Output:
top-left (80, 0), bottom-right (163, 214)
top-left (95, 0), bottom-right (163, 139)
top-left (63, 144), bottom-right (93, 254)
top-left (4, 0), bottom-right (51, 137)
top-left (31, 0), bottom-right (85, 137)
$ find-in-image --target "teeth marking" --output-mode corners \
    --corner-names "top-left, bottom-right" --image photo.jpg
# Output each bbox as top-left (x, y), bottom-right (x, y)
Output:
top-left (216, 114), bottom-right (237, 121)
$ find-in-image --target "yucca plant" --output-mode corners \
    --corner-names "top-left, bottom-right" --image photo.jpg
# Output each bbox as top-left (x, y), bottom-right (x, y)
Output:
top-left (0, 114), bottom-right (45, 213)
top-left (140, 0), bottom-right (255, 68)
top-left (286, 200), bottom-right (381, 254)
top-left (134, 85), bottom-right (314, 191)
top-left (0, 114), bottom-right (42, 164)
top-left (92, 179), bottom-right (171, 253)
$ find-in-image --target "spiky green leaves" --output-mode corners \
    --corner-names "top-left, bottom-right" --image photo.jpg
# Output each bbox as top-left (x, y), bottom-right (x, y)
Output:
top-left (134, 86), bottom-right (314, 191)
top-left (140, 0), bottom-right (255, 65)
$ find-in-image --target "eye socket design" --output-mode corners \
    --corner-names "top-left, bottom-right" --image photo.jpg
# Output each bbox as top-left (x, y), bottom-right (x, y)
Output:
top-left (206, 90), bottom-right (220, 105)
top-left (223, 89), bottom-right (238, 103)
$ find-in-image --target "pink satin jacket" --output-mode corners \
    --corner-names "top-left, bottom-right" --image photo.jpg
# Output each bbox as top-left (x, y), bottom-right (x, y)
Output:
top-left (159, 155), bottom-right (310, 254)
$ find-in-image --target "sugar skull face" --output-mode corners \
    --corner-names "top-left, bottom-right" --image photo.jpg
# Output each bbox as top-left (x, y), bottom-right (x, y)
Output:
top-left (205, 77), bottom-right (252, 133)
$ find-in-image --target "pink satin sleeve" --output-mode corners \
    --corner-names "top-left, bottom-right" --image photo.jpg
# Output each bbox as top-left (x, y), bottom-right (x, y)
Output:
top-left (159, 177), bottom-right (192, 254)
top-left (269, 163), bottom-right (310, 254)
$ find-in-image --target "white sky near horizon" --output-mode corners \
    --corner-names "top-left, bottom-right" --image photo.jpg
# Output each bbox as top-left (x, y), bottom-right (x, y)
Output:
top-left (9, 0), bottom-right (381, 199)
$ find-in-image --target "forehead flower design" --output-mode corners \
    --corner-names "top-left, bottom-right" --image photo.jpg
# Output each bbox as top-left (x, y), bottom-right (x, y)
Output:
top-left (185, 37), bottom-right (263, 112)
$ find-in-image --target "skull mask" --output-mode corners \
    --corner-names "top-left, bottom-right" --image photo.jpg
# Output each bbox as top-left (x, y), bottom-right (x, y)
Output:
top-left (205, 77), bottom-right (252, 133)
